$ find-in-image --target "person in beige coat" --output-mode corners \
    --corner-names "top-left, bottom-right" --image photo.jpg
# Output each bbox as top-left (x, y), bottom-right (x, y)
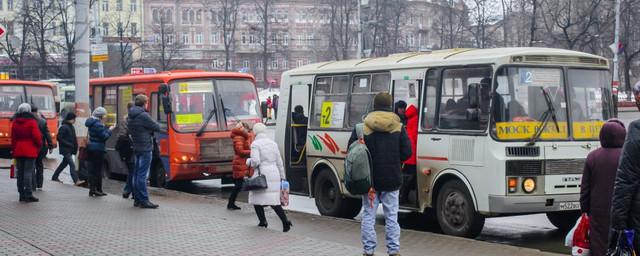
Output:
top-left (246, 123), bottom-right (292, 232)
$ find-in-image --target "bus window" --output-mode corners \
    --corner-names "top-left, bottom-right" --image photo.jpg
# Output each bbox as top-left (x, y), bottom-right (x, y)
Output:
top-left (170, 80), bottom-right (218, 132)
top-left (103, 86), bottom-right (118, 127)
top-left (349, 73), bottom-right (389, 127)
top-left (93, 86), bottom-right (103, 110)
top-left (0, 86), bottom-right (25, 118)
top-left (118, 86), bottom-right (133, 124)
top-left (26, 86), bottom-right (56, 119)
top-left (151, 92), bottom-right (168, 130)
top-left (437, 67), bottom-right (492, 131)
top-left (310, 75), bottom-right (348, 129)
top-left (422, 69), bottom-right (440, 130)
top-left (216, 79), bottom-right (261, 128)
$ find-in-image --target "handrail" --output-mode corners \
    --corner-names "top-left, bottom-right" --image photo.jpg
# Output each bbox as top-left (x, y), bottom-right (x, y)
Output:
top-left (292, 144), bottom-right (306, 165)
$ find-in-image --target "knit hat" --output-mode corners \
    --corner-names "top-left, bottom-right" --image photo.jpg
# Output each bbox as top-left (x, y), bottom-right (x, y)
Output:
top-left (253, 123), bottom-right (267, 135)
top-left (64, 112), bottom-right (77, 121)
top-left (16, 103), bottom-right (31, 113)
top-left (373, 92), bottom-right (392, 110)
top-left (92, 107), bottom-right (107, 118)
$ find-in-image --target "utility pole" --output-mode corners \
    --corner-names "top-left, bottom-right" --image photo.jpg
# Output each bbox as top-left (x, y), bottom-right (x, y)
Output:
top-left (611, 0), bottom-right (621, 96)
top-left (357, 0), bottom-right (362, 59)
top-left (74, 0), bottom-right (91, 134)
top-left (94, 0), bottom-right (104, 77)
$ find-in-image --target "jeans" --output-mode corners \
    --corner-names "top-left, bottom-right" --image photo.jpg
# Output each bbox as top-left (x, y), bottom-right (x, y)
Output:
top-left (16, 158), bottom-right (35, 198)
top-left (88, 150), bottom-right (105, 192)
top-left (33, 149), bottom-right (46, 188)
top-left (132, 151), bottom-right (152, 203)
top-left (361, 190), bottom-right (400, 255)
top-left (52, 153), bottom-right (78, 183)
top-left (123, 158), bottom-right (135, 194)
top-left (227, 178), bottom-right (244, 207)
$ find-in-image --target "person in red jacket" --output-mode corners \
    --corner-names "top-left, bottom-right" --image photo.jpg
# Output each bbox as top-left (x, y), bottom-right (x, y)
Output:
top-left (227, 122), bottom-right (254, 210)
top-left (11, 103), bottom-right (42, 203)
top-left (400, 104), bottom-right (418, 204)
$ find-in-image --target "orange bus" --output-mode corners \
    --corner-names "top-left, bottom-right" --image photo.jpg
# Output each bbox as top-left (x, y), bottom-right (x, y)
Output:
top-left (89, 71), bottom-right (261, 187)
top-left (0, 80), bottom-right (58, 157)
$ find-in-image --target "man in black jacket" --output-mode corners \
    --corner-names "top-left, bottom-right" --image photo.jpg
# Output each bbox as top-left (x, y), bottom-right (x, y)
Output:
top-left (31, 105), bottom-right (53, 190)
top-left (128, 95), bottom-right (161, 209)
top-left (348, 92), bottom-right (411, 256)
top-left (51, 113), bottom-right (82, 185)
top-left (610, 81), bottom-right (640, 248)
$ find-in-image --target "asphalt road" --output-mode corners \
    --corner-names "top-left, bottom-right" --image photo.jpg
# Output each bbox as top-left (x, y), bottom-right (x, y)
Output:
top-left (19, 109), bottom-right (640, 255)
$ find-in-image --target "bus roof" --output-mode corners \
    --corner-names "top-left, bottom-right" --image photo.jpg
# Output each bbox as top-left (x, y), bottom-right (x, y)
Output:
top-left (0, 80), bottom-right (54, 87)
top-left (285, 47), bottom-right (609, 76)
top-left (90, 71), bottom-right (256, 86)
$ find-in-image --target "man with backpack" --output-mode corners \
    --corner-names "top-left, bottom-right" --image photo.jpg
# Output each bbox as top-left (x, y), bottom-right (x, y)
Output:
top-left (347, 92), bottom-right (411, 256)
top-left (116, 102), bottom-right (135, 200)
top-left (128, 95), bottom-right (161, 209)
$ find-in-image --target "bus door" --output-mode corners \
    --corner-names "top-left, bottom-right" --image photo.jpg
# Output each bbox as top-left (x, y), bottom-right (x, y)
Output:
top-left (286, 82), bottom-right (311, 195)
top-left (104, 85), bottom-right (133, 177)
top-left (151, 91), bottom-right (170, 185)
top-left (393, 78), bottom-right (422, 207)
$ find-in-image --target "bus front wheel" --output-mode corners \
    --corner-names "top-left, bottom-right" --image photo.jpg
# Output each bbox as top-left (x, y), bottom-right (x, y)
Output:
top-left (150, 163), bottom-right (167, 188)
top-left (546, 211), bottom-right (580, 231)
top-left (435, 180), bottom-right (485, 238)
top-left (314, 170), bottom-right (362, 219)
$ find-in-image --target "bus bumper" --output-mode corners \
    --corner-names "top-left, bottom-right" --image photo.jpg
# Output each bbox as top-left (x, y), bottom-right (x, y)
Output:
top-left (170, 162), bottom-right (232, 181)
top-left (488, 194), bottom-right (579, 214)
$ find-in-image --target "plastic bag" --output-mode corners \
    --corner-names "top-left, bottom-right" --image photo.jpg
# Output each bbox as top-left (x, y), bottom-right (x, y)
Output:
top-left (607, 229), bottom-right (637, 256)
top-left (573, 213), bottom-right (591, 256)
top-left (566, 217), bottom-right (581, 247)
top-left (280, 180), bottom-right (290, 207)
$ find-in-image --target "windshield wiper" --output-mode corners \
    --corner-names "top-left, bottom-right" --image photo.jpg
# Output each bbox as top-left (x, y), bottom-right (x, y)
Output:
top-left (220, 98), bottom-right (241, 124)
top-left (196, 97), bottom-right (217, 137)
top-left (527, 87), bottom-right (560, 146)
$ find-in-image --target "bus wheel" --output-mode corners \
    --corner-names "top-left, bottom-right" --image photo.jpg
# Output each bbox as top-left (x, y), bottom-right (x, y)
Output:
top-left (436, 180), bottom-right (485, 238)
top-left (314, 170), bottom-right (362, 219)
top-left (546, 211), bottom-right (580, 231)
top-left (150, 164), bottom-right (167, 188)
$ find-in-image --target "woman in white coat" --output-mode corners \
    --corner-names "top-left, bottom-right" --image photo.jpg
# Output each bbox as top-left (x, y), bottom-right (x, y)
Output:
top-left (246, 123), bottom-right (292, 232)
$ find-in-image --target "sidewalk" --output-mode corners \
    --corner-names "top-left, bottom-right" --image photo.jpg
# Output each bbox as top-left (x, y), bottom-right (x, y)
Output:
top-left (0, 170), bottom-right (561, 256)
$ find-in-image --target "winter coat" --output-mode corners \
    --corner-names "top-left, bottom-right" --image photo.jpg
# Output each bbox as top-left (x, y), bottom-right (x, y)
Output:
top-left (246, 133), bottom-right (285, 206)
top-left (611, 119), bottom-right (640, 237)
top-left (231, 127), bottom-right (253, 179)
top-left (11, 112), bottom-right (42, 158)
top-left (292, 112), bottom-right (308, 146)
top-left (57, 121), bottom-right (78, 155)
top-left (266, 98), bottom-right (272, 108)
top-left (580, 120), bottom-right (626, 256)
top-left (85, 117), bottom-right (111, 152)
top-left (35, 114), bottom-right (53, 151)
top-left (404, 105), bottom-right (418, 166)
top-left (348, 110), bottom-right (412, 191)
top-left (128, 106), bottom-right (160, 152)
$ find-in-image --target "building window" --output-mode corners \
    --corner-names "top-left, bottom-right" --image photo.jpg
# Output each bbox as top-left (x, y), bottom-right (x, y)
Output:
top-left (101, 0), bottom-right (108, 12)
top-left (297, 34), bottom-right (303, 46)
top-left (195, 32), bottom-right (203, 44)
top-left (226, 60), bottom-right (233, 70)
top-left (241, 32), bottom-right (247, 44)
top-left (164, 9), bottom-right (173, 24)
top-left (167, 34), bottom-right (174, 44)
top-left (271, 34), bottom-right (277, 46)
top-left (153, 9), bottom-right (159, 23)
top-left (130, 0), bottom-right (137, 12)
top-left (153, 33), bottom-right (160, 43)
top-left (297, 59), bottom-right (303, 68)
top-left (307, 34), bottom-right (314, 46)
top-left (131, 23), bottom-right (138, 36)
top-left (212, 59), bottom-right (220, 69)
top-left (116, 0), bottom-right (123, 11)
top-left (102, 23), bottom-right (109, 36)
top-left (283, 33), bottom-right (289, 46)
top-left (257, 61), bottom-right (263, 70)
top-left (271, 59), bottom-right (278, 69)
top-left (282, 59), bottom-right (288, 69)
top-left (117, 22), bottom-right (123, 35)
top-left (249, 33), bottom-right (256, 44)
top-left (242, 60), bottom-right (249, 68)
top-left (182, 9), bottom-right (189, 24)
top-left (196, 10), bottom-right (202, 24)
top-left (210, 32), bottom-right (219, 44)
top-left (182, 32), bottom-right (190, 44)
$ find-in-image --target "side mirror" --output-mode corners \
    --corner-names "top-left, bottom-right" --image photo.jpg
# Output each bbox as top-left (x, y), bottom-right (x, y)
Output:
top-left (158, 83), bottom-right (172, 114)
top-left (468, 83), bottom-right (480, 109)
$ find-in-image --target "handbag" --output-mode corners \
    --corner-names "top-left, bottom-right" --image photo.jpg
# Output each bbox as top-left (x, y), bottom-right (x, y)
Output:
top-left (78, 132), bottom-right (90, 160)
top-left (242, 167), bottom-right (268, 191)
top-left (607, 229), bottom-right (637, 256)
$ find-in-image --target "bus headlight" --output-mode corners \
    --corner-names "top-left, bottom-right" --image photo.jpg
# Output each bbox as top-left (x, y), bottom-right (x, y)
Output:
top-left (522, 178), bottom-right (536, 193)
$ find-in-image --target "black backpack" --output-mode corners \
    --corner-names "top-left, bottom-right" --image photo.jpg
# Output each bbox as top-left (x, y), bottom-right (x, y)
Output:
top-left (115, 133), bottom-right (134, 160)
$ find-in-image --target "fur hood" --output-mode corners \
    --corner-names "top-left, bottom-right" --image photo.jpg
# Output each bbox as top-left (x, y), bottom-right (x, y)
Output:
top-left (363, 111), bottom-right (402, 135)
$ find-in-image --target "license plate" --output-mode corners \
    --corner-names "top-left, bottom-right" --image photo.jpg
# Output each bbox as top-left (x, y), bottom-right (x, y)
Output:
top-left (558, 202), bottom-right (580, 210)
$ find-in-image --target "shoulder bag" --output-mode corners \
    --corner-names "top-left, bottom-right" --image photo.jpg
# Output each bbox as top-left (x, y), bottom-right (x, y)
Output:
top-left (242, 166), bottom-right (268, 191)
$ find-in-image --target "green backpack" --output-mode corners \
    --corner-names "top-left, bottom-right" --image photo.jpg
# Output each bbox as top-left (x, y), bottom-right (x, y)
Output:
top-left (344, 123), bottom-right (373, 195)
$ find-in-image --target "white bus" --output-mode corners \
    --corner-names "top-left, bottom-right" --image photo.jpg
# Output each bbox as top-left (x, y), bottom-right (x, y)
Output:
top-left (275, 48), bottom-right (614, 238)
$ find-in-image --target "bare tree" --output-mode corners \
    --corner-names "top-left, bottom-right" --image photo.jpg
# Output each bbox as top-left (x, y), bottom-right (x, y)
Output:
top-left (324, 0), bottom-right (357, 60)
top-left (54, 0), bottom-right (77, 78)
top-left (539, 0), bottom-right (613, 50)
top-left (104, 11), bottom-right (140, 75)
top-left (149, 14), bottom-right (183, 71)
top-left (620, 0), bottom-right (640, 99)
top-left (0, 3), bottom-right (33, 79)
top-left (253, 0), bottom-right (273, 87)
top-left (204, 0), bottom-right (239, 71)
top-left (29, 0), bottom-right (62, 77)
top-left (433, 0), bottom-right (468, 49)
top-left (467, 0), bottom-right (500, 48)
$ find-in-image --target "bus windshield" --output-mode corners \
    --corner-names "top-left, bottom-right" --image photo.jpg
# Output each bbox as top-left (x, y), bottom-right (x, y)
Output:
top-left (26, 86), bottom-right (56, 119)
top-left (170, 80), bottom-right (218, 132)
top-left (0, 86), bottom-right (25, 118)
top-left (0, 85), bottom-right (55, 119)
top-left (216, 79), bottom-right (261, 127)
top-left (492, 67), bottom-right (612, 141)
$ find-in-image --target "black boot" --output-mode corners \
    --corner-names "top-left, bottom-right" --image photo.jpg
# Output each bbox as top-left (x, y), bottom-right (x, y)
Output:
top-left (272, 205), bottom-right (292, 232)
top-left (254, 205), bottom-right (268, 228)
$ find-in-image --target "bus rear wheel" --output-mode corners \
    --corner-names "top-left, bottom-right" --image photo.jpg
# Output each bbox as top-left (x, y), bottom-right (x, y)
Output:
top-left (150, 163), bottom-right (167, 188)
top-left (546, 211), bottom-right (580, 231)
top-left (314, 170), bottom-right (362, 219)
top-left (436, 180), bottom-right (485, 238)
